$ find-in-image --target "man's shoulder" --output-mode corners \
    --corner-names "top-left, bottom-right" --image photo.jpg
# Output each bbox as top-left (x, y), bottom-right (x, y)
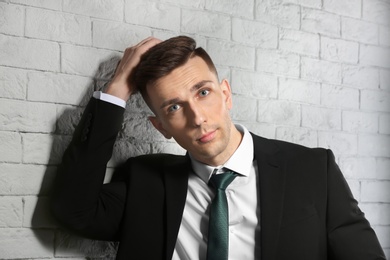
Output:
top-left (126, 153), bottom-right (189, 169)
top-left (250, 132), bottom-right (328, 158)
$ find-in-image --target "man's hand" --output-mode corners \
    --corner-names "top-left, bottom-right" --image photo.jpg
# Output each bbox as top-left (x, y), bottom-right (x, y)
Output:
top-left (105, 37), bottom-right (162, 101)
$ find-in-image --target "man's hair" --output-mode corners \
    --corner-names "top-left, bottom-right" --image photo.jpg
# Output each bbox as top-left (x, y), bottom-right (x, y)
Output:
top-left (132, 35), bottom-right (218, 102)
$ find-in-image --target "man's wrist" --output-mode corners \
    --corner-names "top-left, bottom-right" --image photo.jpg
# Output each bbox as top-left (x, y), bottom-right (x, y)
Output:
top-left (93, 91), bottom-right (126, 108)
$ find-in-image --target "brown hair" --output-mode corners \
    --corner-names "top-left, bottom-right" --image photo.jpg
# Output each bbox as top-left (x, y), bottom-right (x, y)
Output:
top-left (132, 35), bottom-right (218, 102)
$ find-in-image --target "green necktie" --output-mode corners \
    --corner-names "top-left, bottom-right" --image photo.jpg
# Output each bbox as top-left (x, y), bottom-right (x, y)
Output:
top-left (207, 171), bottom-right (237, 260)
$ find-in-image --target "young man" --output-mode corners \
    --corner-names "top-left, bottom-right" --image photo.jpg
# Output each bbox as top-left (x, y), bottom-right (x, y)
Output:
top-left (51, 36), bottom-right (385, 260)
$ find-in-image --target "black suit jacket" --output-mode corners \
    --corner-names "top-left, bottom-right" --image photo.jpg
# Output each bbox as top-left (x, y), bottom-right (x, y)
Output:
top-left (51, 98), bottom-right (385, 260)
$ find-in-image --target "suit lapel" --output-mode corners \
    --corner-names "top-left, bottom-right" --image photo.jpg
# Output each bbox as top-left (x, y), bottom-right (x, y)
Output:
top-left (252, 134), bottom-right (286, 260)
top-left (163, 155), bottom-right (191, 260)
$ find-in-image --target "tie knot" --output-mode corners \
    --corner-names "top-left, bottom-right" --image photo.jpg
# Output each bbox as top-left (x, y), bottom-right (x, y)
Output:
top-left (209, 171), bottom-right (237, 191)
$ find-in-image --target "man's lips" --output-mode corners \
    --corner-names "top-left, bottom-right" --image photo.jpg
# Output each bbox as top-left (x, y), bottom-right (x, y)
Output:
top-left (197, 130), bottom-right (216, 143)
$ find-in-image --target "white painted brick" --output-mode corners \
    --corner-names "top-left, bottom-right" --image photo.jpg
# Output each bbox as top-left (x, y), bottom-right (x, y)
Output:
top-left (151, 141), bottom-right (186, 156)
top-left (321, 84), bottom-right (359, 109)
top-left (302, 106), bottom-right (341, 130)
top-left (22, 133), bottom-right (71, 165)
top-left (63, 0), bottom-right (123, 21)
top-left (205, 0), bottom-right (253, 18)
top-left (321, 37), bottom-right (359, 64)
top-left (232, 18), bottom-right (277, 48)
top-left (255, 1), bottom-right (300, 29)
top-left (0, 99), bottom-right (56, 133)
top-left (231, 95), bottom-right (257, 121)
top-left (345, 179), bottom-right (360, 201)
top-left (340, 157), bottom-right (376, 179)
top-left (27, 72), bottom-right (92, 106)
top-left (0, 34), bottom-right (60, 72)
top-left (318, 132), bottom-right (358, 155)
top-left (279, 77), bottom-right (321, 105)
top-left (360, 44), bottom-right (390, 68)
top-left (93, 20), bottom-right (152, 52)
top-left (323, 0), bottom-right (361, 18)
top-left (55, 231), bottom-right (117, 258)
top-left (379, 114), bottom-right (390, 134)
top-left (377, 158), bottom-right (390, 180)
top-left (125, 0), bottom-right (180, 31)
top-left (23, 196), bottom-right (56, 228)
top-left (56, 104), bottom-right (85, 136)
top-left (231, 70), bottom-right (278, 99)
top-left (256, 49), bottom-right (300, 77)
top-left (363, 0), bottom-right (390, 26)
top-left (301, 8), bottom-right (341, 37)
top-left (122, 113), bottom-right (162, 142)
top-left (207, 40), bottom-right (255, 69)
top-left (279, 28), bottom-right (320, 57)
top-left (361, 90), bottom-right (390, 112)
top-left (361, 181), bottom-right (390, 202)
top-left (25, 8), bottom-right (91, 45)
top-left (0, 163), bottom-right (55, 195)
top-left (110, 140), bottom-right (152, 165)
top-left (373, 226), bottom-right (390, 250)
top-left (61, 44), bottom-right (118, 78)
top-left (380, 69), bottom-right (390, 91)
top-left (216, 67), bottom-right (231, 83)
top-left (358, 134), bottom-right (390, 157)
top-left (360, 203), bottom-right (390, 225)
top-left (0, 131), bottom-right (22, 163)
top-left (153, 30), bottom-right (178, 41)
top-left (182, 9), bottom-right (230, 40)
top-left (0, 66), bottom-right (27, 99)
top-left (342, 17), bottom-right (379, 45)
top-left (297, 0), bottom-right (322, 9)
top-left (0, 228), bottom-right (54, 259)
top-left (276, 126), bottom-right (318, 147)
top-left (379, 25), bottom-right (390, 46)
top-left (245, 122), bottom-right (276, 139)
top-left (257, 99), bottom-right (301, 126)
top-left (342, 111), bottom-right (378, 133)
top-left (10, 0), bottom-right (62, 10)
top-left (0, 2), bottom-right (24, 36)
top-left (0, 197), bottom-right (23, 227)
top-left (301, 57), bottom-right (342, 84)
top-left (342, 64), bottom-right (379, 89)
top-left (162, 0), bottom-right (205, 9)
top-left (385, 249), bottom-right (390, 260)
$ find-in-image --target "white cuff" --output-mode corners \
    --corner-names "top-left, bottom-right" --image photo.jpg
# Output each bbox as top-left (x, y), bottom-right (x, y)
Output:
top-left (93, 91), bottom-right (126, 108)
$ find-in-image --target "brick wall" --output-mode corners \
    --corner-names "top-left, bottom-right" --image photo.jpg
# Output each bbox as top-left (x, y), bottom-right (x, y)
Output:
top-left (0, 0), bottom-right (389, 258)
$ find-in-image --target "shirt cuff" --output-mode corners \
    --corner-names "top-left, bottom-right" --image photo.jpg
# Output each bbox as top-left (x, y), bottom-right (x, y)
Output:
top-left (93, 91), bottom-right (126, 108)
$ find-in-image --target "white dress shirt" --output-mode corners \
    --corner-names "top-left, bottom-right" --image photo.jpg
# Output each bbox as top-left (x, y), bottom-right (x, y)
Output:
top-left (172, 124), bottom-right (260, 260)
top-left (93, 92), bottom-right (260, 259)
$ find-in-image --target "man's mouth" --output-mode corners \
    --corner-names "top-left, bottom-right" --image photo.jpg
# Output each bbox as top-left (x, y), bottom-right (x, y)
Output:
top-left (197, 130), bottom-right (216, 143)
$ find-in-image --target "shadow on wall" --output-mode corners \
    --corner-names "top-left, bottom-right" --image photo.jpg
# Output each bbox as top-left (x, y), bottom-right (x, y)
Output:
top-left (30, 55), bottom-right (164, 258)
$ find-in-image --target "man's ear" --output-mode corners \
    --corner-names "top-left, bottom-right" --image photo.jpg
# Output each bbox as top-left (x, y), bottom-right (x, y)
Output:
top-left (220, 79), bottom-right (233, 110)
top-left (148, 116), bottom-right (172, 139)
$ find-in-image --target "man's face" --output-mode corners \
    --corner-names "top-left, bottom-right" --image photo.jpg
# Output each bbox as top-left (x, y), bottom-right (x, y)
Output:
top-left (147, 56), bottom-right (240, 166)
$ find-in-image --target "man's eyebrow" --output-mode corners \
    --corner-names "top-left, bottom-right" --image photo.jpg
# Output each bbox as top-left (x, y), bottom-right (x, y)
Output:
top-left (190, 80), bottom-right (213, 92)
top-left (159, 80), bottom-right (214, 109)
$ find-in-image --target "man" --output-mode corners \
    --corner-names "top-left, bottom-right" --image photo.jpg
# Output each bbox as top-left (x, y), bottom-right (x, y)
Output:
top-left (51, 36), bottom-right (385, 260)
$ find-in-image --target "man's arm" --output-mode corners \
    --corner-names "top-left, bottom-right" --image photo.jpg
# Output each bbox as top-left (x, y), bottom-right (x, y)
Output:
top-left (326, 150), bottom-right (386, 259)
top-left (50, 37), bottom-right (161, 240)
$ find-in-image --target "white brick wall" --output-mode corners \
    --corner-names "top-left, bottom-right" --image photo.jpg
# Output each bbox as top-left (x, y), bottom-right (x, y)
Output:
top-left (0, 0), bottom-right (389, 258)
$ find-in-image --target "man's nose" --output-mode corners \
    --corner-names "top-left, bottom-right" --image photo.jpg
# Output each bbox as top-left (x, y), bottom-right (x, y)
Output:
top-left (188, 102), bottom-right (206, 127)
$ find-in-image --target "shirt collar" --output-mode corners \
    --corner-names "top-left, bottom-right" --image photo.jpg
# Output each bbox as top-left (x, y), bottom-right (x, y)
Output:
top-left (189, 124), bottom-right (254, 183)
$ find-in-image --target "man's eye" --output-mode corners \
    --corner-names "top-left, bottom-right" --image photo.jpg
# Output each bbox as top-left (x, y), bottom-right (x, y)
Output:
top-left (168, 104), bottom-right (181, 112)
top-left (199, 89), bottom-right (210, 97)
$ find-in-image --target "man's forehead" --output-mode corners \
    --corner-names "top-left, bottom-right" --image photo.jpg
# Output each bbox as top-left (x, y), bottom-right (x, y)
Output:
top-left (153, 56), bottom-right (217, 87)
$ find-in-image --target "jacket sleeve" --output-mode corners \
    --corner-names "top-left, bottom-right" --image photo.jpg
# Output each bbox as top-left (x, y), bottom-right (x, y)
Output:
top-left (326, 149), bottom-right (386, 259)
top-left (50, 97), bottom-right (127, 241)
